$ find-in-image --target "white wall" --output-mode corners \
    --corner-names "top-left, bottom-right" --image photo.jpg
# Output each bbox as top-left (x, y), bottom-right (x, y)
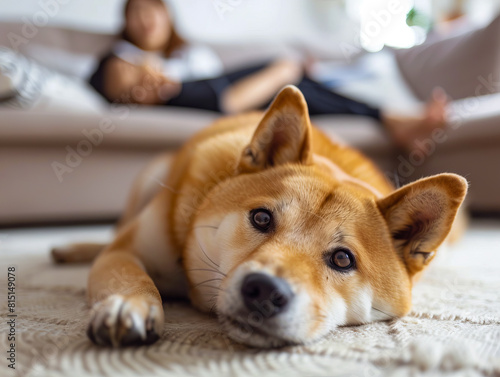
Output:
top-left (0, 0), bottom-right (125, 33)
top-left (1, 0), bottom-right (497, 47)
top-left (0, 0), bottom-right (349, 43)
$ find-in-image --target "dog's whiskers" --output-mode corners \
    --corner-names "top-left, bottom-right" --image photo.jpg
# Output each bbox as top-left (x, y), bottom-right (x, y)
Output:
top-left (209, 302), bottom-right (217, 315)
top-left (195, 254), bottom-right (219, 272)
top-left (186, 268), bottom-right (227, 277)
top-left (200, 290), bottom-right (226, 300)
top-left (191, 277), bottom-right (224, 290)
top-left (195, 284), bottom-right (224, 292)
top-left (205, 293), bottom-right (219, 312)
top-left (194, 230), bottom-right (220, 268)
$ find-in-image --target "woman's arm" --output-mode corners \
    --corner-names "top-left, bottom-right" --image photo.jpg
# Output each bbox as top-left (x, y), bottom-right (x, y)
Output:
top-left (220, 59), bottom-right (303, 114)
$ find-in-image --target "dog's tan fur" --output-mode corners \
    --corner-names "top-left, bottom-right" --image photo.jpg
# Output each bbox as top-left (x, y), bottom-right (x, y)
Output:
top-left (53, 86), bottom-right (467, 348)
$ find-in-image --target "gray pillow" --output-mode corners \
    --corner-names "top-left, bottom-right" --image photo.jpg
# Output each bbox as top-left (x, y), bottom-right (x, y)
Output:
top-left (395, 15), bottom-right (500, 101)
top-left (0, 47), bottom-right (49, 108)
top-left (0, 47), bottom-right (105, 112)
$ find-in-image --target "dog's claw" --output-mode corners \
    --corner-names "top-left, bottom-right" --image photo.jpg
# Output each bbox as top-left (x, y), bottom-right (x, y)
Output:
top-left (87, 294), bottom-right (163, 347)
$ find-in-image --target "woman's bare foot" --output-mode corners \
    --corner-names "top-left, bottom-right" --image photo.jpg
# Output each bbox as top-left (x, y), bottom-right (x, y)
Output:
top-left (382, 88), bottom-right (449, 153)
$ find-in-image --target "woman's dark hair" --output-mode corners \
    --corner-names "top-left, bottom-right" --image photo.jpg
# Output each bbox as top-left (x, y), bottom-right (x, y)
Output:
top-left (122, 0), bottom-right (185, 57)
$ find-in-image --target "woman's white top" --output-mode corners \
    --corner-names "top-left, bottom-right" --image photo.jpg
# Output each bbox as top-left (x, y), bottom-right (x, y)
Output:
top-left (113, 39), bottom-right (224, 82)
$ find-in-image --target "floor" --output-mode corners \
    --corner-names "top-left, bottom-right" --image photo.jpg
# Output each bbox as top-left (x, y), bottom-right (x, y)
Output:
top-left (0, 219), bottom-right (499, 377)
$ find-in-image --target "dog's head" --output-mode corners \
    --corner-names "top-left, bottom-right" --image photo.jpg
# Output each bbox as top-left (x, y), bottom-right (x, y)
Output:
top-left (185, 86), bottom-right (467, 347)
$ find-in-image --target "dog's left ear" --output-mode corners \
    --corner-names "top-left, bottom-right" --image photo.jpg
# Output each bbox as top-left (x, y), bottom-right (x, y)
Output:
top-left (238, 85), bottom-right (313, 173)
top-left (377, 173), bottom-right (468, 277)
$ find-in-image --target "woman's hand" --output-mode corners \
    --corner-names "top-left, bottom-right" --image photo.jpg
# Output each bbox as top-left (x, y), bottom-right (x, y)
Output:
top-left (141, 65), bottom-right (181, 102)
top-left (104, 57), bottom-right (180, 105)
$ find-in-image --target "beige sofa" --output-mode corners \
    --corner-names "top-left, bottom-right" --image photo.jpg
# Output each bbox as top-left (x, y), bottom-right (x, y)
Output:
top-left (1, 22), bottom-right (500, 225)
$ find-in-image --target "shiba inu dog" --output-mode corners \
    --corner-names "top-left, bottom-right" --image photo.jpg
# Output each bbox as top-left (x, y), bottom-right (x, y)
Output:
top-left (53, 86), bottom-right (467, 348)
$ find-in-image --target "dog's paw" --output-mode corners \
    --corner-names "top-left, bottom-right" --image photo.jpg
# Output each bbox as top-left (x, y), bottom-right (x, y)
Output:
top-left (87, 294), bottom-right (163, 347)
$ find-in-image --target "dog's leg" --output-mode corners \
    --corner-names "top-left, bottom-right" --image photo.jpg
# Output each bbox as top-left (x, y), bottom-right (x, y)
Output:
top-left (86, 247), bottom-right (164, 347)
top-left (86, 189), bottom-right (185, 347)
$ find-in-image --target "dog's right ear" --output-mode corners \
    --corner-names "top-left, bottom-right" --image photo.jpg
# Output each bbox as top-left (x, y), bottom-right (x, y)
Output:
top-left (238, 85), bottom-right (313, 173)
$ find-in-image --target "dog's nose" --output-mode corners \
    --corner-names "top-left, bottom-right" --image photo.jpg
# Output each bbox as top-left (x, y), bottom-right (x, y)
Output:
top-left (241, 273), bottom-right (293, 316)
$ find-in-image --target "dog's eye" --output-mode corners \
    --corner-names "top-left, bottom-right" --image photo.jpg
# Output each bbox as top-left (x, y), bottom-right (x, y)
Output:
top-left (328, 248), bottom-right (355, 271)
top-left (250, 208), bottom-right (273, 232)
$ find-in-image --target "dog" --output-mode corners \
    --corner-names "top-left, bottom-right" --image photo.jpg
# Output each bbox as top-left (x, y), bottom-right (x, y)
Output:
top-left (52, 86), bottom-right (468, 348)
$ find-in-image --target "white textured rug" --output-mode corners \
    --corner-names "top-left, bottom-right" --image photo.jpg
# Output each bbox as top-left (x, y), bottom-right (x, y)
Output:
top-left (1, 221), bottom-right (500, 377)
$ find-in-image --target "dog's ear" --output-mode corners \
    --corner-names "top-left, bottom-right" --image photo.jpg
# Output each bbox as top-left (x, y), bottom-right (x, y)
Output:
top-left (238, 85), bottom-right (313, 173)
top-left (377, 174), bottom-right (468, 277)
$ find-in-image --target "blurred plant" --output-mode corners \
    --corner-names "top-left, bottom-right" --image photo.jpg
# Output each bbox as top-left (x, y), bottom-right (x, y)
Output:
top-left (406, 7), bottom-right (433, 31)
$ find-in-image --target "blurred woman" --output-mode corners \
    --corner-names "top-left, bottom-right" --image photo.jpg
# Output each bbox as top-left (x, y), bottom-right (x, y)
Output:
top-left (89, 0), bottom-right (448, 150)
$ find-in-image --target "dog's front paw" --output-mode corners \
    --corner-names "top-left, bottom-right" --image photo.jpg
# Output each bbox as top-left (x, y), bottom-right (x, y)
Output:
top-left (87, 294), bottom-right (163, 347)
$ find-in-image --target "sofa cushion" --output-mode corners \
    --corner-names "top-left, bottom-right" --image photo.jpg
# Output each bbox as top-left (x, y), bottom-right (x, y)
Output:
top-left (395, 15), bottom-right (500, 101)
